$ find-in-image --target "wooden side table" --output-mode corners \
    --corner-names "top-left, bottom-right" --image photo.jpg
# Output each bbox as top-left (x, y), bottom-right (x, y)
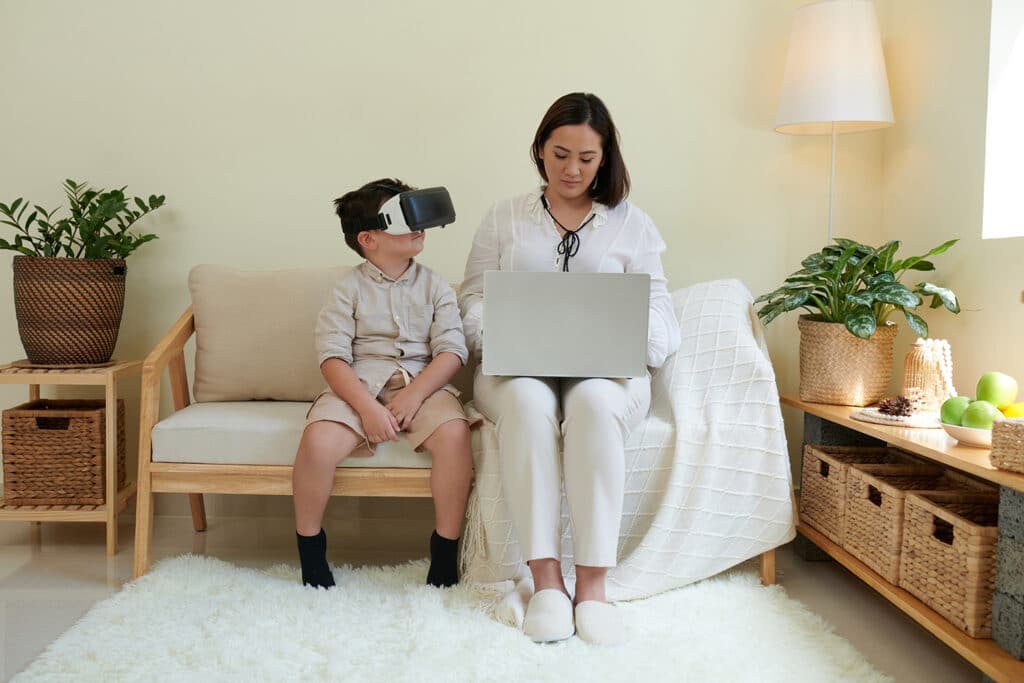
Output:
top-left (0, 360), bottom-right (141, 555)
top-left (782, 394), bottom-right (1024, 683)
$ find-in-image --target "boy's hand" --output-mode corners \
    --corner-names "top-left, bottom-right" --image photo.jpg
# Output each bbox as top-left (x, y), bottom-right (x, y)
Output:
top-left (359, 402), bottom-right (400, 443)
top-left (385, 386), bottom-right (428, 430)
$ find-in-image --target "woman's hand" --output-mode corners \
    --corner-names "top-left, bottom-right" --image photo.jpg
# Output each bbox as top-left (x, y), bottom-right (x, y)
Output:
top-left (359, 402), bottom-right (401, 443)
top-left (386, 386), bottom-right (428, 430)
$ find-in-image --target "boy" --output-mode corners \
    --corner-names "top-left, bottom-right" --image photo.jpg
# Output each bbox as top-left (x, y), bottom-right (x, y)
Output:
top-left (293, 178), bottom-right (477, 589)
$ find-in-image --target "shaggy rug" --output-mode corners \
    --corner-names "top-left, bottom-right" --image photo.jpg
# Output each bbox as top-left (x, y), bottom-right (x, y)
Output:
top-left (14, 556), bottom-right (891, 682)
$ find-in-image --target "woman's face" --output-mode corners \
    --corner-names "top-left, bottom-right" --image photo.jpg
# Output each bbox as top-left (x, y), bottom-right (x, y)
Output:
top-left (539, 124), bottom-right (603, 203)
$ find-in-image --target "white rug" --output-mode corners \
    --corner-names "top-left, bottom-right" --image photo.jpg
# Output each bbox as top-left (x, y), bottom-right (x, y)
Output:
top-left (14, 556), bottom-right (891, 683)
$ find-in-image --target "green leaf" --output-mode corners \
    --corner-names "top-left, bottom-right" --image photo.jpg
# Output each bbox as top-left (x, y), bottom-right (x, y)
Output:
top-left (845, 292), bottom-right (875, 307)
top-left (10, 198), bottom-right (23, 215)
top-left (134, 197), bottom-right (148, 212)
top-left (924, 238), bottom-right (958, 258)
top-left (866, 271), bottom-right (896, 287)
top-left (758, 303), bottom-right (787, 325)
top-left (908, 260), bottom-right (935, 271)
top-left (870, 282), bottom-right (921, 308)
top-left (844, 308), bottom-right (877, 339)
top-left (918, 282), bottom-right (960, 313)
top-left (902, 309), bottom-right (928, 337)
top-left (874, 240), bottom-right (900, 271)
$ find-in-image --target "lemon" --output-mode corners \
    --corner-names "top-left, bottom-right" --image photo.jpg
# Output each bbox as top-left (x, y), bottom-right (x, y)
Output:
top-left (1003, 402), bottom-right (1024, 418)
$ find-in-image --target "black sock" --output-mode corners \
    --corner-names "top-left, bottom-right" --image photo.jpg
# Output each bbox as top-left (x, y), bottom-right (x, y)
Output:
top-left (426, 530), bottom-right (460, 588)
top-left (296, 529), bottom-right (335, 588)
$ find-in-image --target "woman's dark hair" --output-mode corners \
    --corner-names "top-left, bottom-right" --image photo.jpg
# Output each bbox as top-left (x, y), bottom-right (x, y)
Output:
top-left (333, 178), bottom-right (413, 257)
top-left (531, 92), bottom-right (630, 207)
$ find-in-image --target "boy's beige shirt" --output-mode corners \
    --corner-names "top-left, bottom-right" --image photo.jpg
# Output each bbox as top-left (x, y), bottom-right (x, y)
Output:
top-left (315, 260), bottom-right (469, 398)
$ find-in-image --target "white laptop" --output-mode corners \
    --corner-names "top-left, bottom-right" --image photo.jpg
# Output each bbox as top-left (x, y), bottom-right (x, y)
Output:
top-left (482, 271), bottom-right (650, 378)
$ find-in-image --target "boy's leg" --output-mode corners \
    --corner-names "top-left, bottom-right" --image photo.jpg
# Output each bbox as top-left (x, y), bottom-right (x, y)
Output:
top-left (421, 419), bottom-right (474, 539)
top-left (293, 421), bottom-right (362, 535)
top-left (293, 420), bottom-right (361, 588)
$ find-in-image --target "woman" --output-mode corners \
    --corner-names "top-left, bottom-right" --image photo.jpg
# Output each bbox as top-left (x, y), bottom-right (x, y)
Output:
top-left (459, 92), bottom-right (680, 644)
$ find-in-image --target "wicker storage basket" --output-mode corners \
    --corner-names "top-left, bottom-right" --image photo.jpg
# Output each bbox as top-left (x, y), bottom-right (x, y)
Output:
top-left (843, 464), bottom-right (992, 584)
top-left (2, 399), bottom-right (125, 505)
top-left (898, 491), bottom-right (1000, 638)
top-left (991, 419), bottom-right (1024, 474)
top-left (800, 445), bottom-right (922, 545)
top-left (798, 316), bottom-right (898, 406)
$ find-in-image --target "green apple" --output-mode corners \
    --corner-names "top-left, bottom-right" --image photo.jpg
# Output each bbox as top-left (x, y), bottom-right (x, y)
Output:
top-left (961, 400), bottom-right (1004, 430)
top-left (940, 396), bottom-right (973, 426)
top-left (976, 372), bottom-right (1019, 410)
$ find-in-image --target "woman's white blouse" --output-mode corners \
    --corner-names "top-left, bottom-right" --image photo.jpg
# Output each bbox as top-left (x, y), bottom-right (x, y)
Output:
top-left (459, 188), bottom-right (681, 368)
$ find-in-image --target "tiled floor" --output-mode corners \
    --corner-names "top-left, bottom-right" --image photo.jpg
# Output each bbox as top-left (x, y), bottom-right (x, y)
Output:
top-left (0, 513), bottom-right (984, 682)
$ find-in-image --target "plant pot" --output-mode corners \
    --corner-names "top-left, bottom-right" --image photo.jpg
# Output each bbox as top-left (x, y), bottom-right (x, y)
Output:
top-left (12, 256), bottom-right (126, 366)
top-left (798, 316), bottom-right (898, 406)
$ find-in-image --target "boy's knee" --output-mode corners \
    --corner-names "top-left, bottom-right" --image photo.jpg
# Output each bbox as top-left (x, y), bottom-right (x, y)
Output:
top-left (427, 419), bottom-right (471, 450)
top-left (298, 421), bottom-right (358, 463)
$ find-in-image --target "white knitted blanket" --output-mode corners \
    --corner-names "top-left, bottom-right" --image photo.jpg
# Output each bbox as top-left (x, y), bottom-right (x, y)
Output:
top-left (460, 279), bottom-right (796, 601)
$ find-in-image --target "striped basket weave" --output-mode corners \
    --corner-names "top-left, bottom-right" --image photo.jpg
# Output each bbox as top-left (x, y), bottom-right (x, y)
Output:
top-left (798, 316), bottom-right (898, 406)
top-left (799, 445), bottom-right (921, 546)
top-left (12, 256), bottom-right (126, 365)
top-left (991, 419), bottom-right (1024, 474)
top-left (2, 399), bottom-right (125, 505)
top-left (842, 464), bottom-right (993, 584)
top-left (898, 491), bottom-right (1000, 637)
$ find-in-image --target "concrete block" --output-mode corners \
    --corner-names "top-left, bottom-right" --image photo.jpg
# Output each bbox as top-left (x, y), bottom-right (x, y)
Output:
top-left (996, 534), bottom-right (1024, 602)
top-left (993, 590), bottom-right (1024, 660)
top-left (999, 487), bottom-right (1024, 543)
top-left (802, 414), bottom-right (886, 448)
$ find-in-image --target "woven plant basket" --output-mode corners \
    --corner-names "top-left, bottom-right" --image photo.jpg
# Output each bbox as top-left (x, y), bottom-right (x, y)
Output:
top-left (898, 491), bottom-right (999, 638)
top-left (2, 399), bottom-right (126, 505)
top-left (843, 464), bottom-right (992, 584)
top-left (12, 255), bottom-right (126, 365)
top-left (991, 420), bottom-right (1024, 474)
top-left (799, 445), bottom-right (922, 546)
top-left (798, 316), bottom-right (898, 406)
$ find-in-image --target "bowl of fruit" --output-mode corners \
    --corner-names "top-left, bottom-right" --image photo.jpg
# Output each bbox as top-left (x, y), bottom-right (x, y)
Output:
top-left (940, 372), bottom-right (1020, 448)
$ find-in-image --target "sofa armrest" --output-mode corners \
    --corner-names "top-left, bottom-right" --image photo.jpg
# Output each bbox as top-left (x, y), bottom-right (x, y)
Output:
top-left (140, 306), bottom-right (195, 463)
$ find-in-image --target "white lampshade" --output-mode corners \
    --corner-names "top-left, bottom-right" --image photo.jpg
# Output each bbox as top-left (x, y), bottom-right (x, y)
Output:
top-left (776, 0), bottom-right (894, 135)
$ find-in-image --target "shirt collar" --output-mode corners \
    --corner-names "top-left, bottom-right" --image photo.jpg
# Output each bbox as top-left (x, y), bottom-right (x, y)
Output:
top-left (527, 186), bottom-right (608, 229)
top-left (360, 259), bottom-right (418, 284)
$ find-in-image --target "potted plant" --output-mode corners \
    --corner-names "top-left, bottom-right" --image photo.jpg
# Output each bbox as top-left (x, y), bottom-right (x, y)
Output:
top-left (755, 238), bottom-right (960, 406)
top-left (1, 179), bottom-right (166, 366)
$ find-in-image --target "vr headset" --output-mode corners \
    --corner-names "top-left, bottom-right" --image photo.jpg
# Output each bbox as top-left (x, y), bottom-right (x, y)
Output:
top-left (342, 185), bottom-right (456, 236)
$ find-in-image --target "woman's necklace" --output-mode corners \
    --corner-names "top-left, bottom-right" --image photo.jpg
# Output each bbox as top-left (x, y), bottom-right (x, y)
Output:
top-left (540, 193), bottom-right (596, 272)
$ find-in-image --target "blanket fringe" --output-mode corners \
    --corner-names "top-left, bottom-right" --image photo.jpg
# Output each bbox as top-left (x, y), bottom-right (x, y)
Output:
top-left (459, 487), bottom-right (488, 580)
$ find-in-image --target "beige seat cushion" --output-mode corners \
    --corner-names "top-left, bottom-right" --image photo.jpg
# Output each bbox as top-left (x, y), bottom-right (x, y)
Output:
top-left (151, 402), bottom-right (433, 468)
top-left (189, 265), bottom-right (349, 402)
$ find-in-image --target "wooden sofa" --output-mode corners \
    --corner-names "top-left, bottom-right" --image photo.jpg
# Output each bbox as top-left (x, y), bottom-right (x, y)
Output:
top-left (133, 267), bottom-right (778, 587)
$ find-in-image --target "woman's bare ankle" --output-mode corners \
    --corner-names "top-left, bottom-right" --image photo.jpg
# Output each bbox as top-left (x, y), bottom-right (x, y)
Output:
top-left (528, 558), bottom-right (569, 595)
top-left (574, 566), bottom-right (608, 604)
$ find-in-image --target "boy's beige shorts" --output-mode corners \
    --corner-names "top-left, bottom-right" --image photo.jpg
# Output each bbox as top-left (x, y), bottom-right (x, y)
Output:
top-left (306, 370), bottom-right (480, 454)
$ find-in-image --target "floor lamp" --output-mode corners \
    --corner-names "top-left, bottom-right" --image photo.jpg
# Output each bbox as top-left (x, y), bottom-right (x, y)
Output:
top-left (775, 0), bottom-right (895, 244)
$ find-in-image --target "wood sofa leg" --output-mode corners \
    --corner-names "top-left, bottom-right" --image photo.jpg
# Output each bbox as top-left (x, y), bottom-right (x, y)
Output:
top-left (189, 494), bottom-right (207, 532)
top-left (133, 472), bottom-right (154, 579)
top-left (760, 549), bottom-right (776, 586)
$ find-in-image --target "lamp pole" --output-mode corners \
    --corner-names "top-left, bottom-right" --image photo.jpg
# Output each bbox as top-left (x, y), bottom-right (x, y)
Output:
top-left (828, 122), bottom-right (837, 244)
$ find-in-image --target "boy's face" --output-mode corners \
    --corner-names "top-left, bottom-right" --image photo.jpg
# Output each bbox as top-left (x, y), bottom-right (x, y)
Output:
top-left (360, 228), bottom-right (425, 260)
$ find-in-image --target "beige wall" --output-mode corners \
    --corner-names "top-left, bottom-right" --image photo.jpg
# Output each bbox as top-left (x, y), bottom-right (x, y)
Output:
top-left (0, 1), bottom-right (893, 517)
top-left (880, 1), bottom-right (1024, 401)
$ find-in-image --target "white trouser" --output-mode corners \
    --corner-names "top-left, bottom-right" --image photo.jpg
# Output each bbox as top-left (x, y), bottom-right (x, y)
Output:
top-left (473, 369), bottom-right (651, 568)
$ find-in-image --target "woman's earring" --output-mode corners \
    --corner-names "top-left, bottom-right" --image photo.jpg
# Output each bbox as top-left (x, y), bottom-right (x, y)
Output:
top-left (591, 175), bottom-right (599, 191)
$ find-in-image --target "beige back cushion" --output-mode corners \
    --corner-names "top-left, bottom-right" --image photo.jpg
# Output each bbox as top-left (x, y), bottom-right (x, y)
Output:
top-left (189, 265), bottom-right (349, 402)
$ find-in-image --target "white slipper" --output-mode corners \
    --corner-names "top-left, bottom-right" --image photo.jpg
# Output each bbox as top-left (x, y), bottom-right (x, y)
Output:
top-left (574, 600), bottom-right (625, 645)
top-left (522, 589), bottom-right (574, 643)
